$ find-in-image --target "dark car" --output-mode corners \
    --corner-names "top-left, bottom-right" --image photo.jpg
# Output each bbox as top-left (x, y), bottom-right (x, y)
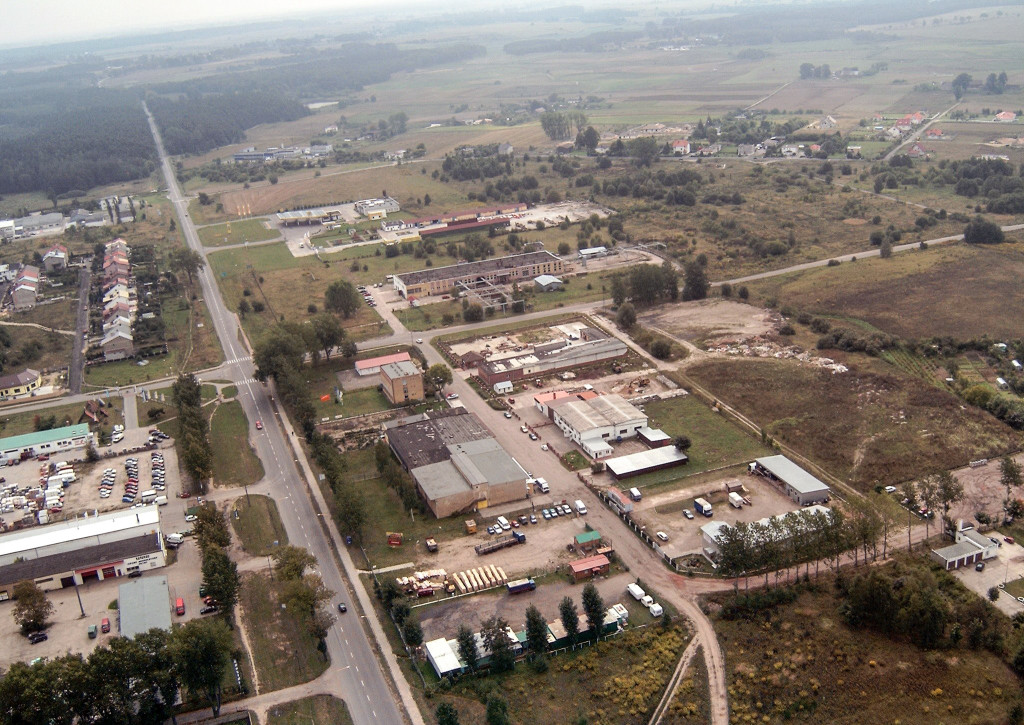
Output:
top-left (337, 603), bottom-right (347, 613)
top-left (27, 631), bottom-right (48, 644)
top-left (128, 569), bottom-right (143, 578)
top-left (975, 561), bottom-right (986, 571)
top-left (200, 605), bottom-right (218, 615)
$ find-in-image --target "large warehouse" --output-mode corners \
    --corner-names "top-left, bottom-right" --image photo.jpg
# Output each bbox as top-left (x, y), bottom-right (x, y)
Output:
top-left (393, 250), bottom-right (564, 298)
top-left (750, 455), bottom-right (831, 506)
top-left (605, 446), bottom-right (689, 480)
top-left (385, 409), bottom-right (528, 518)
top-left (477, 337), bottom-right (626, 387)
top-left (0, 423), bottom-right (95, 463)
top-left (0, 508), bottom-right (167, 596)
top-left (549, 393), bottom-right (647, 459)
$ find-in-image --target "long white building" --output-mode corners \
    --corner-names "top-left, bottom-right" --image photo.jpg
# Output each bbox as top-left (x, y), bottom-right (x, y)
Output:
top-left (550, 393), bottom-right (647, 459)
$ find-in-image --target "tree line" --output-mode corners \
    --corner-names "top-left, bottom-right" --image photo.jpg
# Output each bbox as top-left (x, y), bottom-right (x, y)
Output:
top-left (172, 374), bottom-right (213, 488)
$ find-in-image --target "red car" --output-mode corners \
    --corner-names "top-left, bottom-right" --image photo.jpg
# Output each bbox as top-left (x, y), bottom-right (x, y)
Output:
top-left (1006, 536), bottom-right (1016, 545)
top-left (177, 492), bottom-right (191, 499)
top-left (100, 617), bottom-right (110, 634)
top-left (255, 420), bottom-right (263, 430)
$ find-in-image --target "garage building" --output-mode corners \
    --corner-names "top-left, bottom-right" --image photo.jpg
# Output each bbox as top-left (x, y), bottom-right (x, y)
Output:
top-left (0, 508), bottom-right (167, 597)
top-left (605, 447), bottom-right (688, 480)
top-left (931, 522), bottom-right (1000, 570)
top-left (751, 455), bottom-right (831, 505)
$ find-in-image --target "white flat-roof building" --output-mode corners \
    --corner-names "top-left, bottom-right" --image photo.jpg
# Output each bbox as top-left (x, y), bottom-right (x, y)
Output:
top-left (550, 393), bottom-right (647, 459)
top-left (118, 575), bottom-right (173, 637)
top-left (0, 508), bottom-right (167, 595)
top-left (0, 423), bottom-right (95, 462)
top-left (931, 521), bottom-right (1000, 570)
top-left (425, 637), bottom-right (464, 678)
top-left (751, 455), bottom-right (831, 505)
top-left (606, 447), bottom-right (688, 479)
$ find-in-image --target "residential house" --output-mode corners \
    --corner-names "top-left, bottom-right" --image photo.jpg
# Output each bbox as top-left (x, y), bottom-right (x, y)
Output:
top-left (781, 145), bottom-right (801, 157)
top-left (818, 115), bottom-right (837, 129)
top-left (100, 329), bottom-right (134, 362)
top-left (0, 369), bottom-right (41, 399)
top-left (42, 244), bottom-right (68, 272)
top-left (925, 128), bottom-right (944, 139)
top-left (11, 265), bottom-right (39, 311)
top-left (498, 143), bottom-right (514, 156)
top-left (906, 143), bottom-right (929, 159)
top-left (736, 144), bottom-right (756, 157)
top-left (995, 111), bottom-right (1017, 122)
top-left (671, 139), bottom-right (691, 155)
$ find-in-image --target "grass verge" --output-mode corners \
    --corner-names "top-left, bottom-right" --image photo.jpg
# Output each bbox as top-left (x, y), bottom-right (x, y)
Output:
top-left (210, 401), bottom-right (265, 487)
top-left (266, 695), bottom-right (354, 725)
top-left (231, 495), bottom-right (289, 556)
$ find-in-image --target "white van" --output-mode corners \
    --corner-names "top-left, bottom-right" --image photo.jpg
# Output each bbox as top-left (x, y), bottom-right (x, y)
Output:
top-left (535, 478), bottom-right (550, 494)
top-left (165, 532), bottom-right (184, 548)
top-left (574, 500), bottom-right (588, 515)
top-left (496, 516), bottom-right (511, 531)
top-left (629, 487), bottom-right (642, 501)
top-left (154, 495), bottom-right (168, 506)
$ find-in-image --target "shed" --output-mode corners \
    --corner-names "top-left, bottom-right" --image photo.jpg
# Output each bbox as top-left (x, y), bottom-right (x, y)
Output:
top-left (493, 381), bottom-right (513, 395)
top-left (569, 553), bottom-right (610, 581)
top-left (574, 529), bottom-right (603, 553)
top-left (425, 638), bottom-right (464, 678)
top-left (534, 274), bottom-right (563, 292)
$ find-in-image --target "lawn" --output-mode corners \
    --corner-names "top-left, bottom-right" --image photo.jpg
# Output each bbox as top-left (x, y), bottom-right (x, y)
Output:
top-left (684, 357), bottom-right (1021, 490)
top-left (643, 394), bottom-right (771, 478)
top-left (238, 573), bottom-right (329, 691)
top-left (137, 383), bottom-right (217, 425)
top-left (0, 399), bottom-right (123, 439)
top-left (321, 386), bottom-right (393, 420)
top-left (266, 696), bottom-right (353, 725)
top-left (745, 240), bottom-right (1024, 342)
top-left (230, 494), bottom-right (289, 556)
top-left (711, 572), bottom-right (1022, 724)
top-left (197, 218), bottom-right (280, 247)
top-left (431, 624), bottom-right (692, 725)
top-left (209, 401), bottom-right (265, 487)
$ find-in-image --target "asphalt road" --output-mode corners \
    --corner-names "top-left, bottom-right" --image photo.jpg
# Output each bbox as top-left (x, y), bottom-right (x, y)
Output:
top-left (142, 103), bottom-right (413, 725)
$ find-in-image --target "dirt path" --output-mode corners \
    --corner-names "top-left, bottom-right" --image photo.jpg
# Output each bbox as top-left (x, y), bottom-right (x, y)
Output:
top-left (649, 640), bottom-right (701, 725)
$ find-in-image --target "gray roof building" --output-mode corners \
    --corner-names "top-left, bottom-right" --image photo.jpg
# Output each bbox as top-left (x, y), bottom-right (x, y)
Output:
top-left (753, 455), bottom-right (831, 505)
top-left (118, 576), bottom-right (173, 638)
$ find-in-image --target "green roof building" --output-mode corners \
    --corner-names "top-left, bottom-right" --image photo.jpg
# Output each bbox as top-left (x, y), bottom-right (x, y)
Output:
top-left (0, 423), bottom-right (95, 461)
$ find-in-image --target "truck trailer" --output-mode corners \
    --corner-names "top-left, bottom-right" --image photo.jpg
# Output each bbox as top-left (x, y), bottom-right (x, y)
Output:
top-left (474, 530), bottom-right (526, 555)
top-left (728, 492), bottom-right (744, 509)
top-left (506, 578), bottom-right (536, 594)
top-left (694, 498), bottom-right (713, 517)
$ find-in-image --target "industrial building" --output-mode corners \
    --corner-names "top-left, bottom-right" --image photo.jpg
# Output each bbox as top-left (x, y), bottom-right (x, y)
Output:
top-left (393, 250), bottom-right (563, 298)
top-left (380, 360), bottom-right (424, 404)
top-left (385, 409), bottom-right (528, 518)
top-left (750, 455), bottom-right (831, 506)
top-left (354, 197), bottom-right (400, 216)
top-left (355, 351), bottom-right (412, 376)
top-left (549, 393), bottom-right (647, 459)
top-left (477, 337), bottom-right (626, 387)
top-left (700, 505), bottom-right (831, 557)
top-left (275, 208), bottom-right (342, 226)
top-left (0, 369), bottom-right (41, 399)
top-left (0, 508), bottom-right (167, 596)
top-left (0, 423), bottom-right (95, 462)
top-left (118, 576), bottom-right (173, 637)
top-left (605, 446), bottom-right (688, 480)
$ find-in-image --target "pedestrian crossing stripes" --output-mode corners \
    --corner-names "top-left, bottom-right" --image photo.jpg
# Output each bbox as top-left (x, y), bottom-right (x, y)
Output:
top-left (238, 377), bottom-right (259, 385)
top-left (225, 355), bottom-right (252, 364)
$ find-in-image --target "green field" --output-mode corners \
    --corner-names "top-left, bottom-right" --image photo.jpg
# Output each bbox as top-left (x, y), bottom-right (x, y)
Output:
top-left (266, 696), bottom-right (353, 725)
top-left (642, 394), bottom-right (771, 480)
top-left (209, 401), bottom-right (265, 487)
top-left (319, 386), bottom-right (393, 420)
top-left (197, 218), bottom-right (279, 247)
top-left (238, 573), bottom-right (328, 692)
top-left (230, 494), bottom-right (289, 556)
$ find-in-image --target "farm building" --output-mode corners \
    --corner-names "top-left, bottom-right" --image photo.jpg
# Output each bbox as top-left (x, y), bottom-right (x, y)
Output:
top-left (750, 455), bottom-right (831, 505)
top-left (385, 409), bottom-right (528, 518)
top-left (0, 423), bottom-right (95, 463)
top-left (379, 360), bottom-right (423, 404)
top-left (118, 576), bottom-right (173, 638)
top-left (355, 351), bottom-right (412, 376)
top-left (477, 338), bottom-right (626, 387)
top-left (0, 508), bottom-right (167, 596)
top-left (569, 554), bottom-right (610, 581)
top-left (0, 369), bottom-right (41, 399)
top-left (393, 250), bottom-right (563, 298)
top-left (931, 522), bottom-right (1000, 570)
top-left (549, 393), bottom-right (647, 459)
top-left (605, 447), bottom-right (688, 480)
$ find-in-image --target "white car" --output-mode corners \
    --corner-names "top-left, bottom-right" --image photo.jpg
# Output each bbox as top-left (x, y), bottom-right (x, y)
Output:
top-left (416, 338), bottom-right (424, 344)
top-left (111, 432), bottom-right (124, 444)
top-left (185, 514), bottom-right (197, 522)
top-left (656, 531), bottom-right (669, 542)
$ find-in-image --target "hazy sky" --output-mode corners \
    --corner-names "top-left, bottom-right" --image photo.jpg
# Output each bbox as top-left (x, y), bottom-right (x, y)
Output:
top-left (5, 0), bottom-right (397, 46)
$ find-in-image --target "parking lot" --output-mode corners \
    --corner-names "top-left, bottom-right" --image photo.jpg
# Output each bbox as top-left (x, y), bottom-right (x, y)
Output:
top-left (0, 534), bottom-right (205, 667)
top-left (951, 536), bottom-right (1024, 616)
top-left (626, 473), bottom-right (805, 558)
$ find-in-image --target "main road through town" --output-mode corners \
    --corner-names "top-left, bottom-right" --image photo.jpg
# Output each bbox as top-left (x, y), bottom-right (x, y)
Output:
top-left (142, 103), bottom-right (415, 725)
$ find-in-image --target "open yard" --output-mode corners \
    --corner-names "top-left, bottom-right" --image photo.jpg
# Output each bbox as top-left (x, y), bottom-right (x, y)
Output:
top-left (430, 623), bottom-right (691, 725)
top-left (266, 696), bottom-right (353, 725)
top-left (197, 218), bottom-right (280, 247)
top-left (209, 401), bottom-right (264, 488)
top-left (238, 573), bottom-right (329, 692)
top-left (231, 494), bottom-right (289, 556)
top-left (711, 572), bottom-right (1023, 724)
top-left (745, 239), bottom-right (1024, 342)
top-left (684, 356), bottom-right (1021, 490)
top-left (0, 398), bottom-right (122, 439)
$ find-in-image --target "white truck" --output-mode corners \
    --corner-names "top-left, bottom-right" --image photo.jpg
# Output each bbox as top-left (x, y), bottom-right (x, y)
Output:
top-left (729, 492), bottom-right (744, 509)
top-left (574, 499), bottom-right (588, 515)
top-left (627, 583), bottom-right (645, 601)
top-left (141, 489), bottom-right (157, 504)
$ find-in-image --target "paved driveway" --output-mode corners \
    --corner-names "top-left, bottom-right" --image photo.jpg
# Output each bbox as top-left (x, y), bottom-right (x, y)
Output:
top-left (951, 535), bottom-right (1024, 616)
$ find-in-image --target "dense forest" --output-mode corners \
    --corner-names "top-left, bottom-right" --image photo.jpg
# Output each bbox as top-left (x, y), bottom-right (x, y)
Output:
top-left (0, 41), bottom-right (485, 199)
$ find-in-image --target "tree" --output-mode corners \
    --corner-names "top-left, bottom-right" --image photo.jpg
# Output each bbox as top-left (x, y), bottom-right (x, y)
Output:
top-left (610, 275), bottom-right (627, 306)
top-left (559, 596), bottom-right (580, 646)
top-left (682, 260), bottom-right (709, 301)
top-left (524, 604), bottom-right (548, 661)
top-left (311, 313), bottom-right (344, 360)
top-left (918, 475), bottom-right (939, 540)
top-left (134, 628), bottom-right (180, 724)
top-left (486, 696), bottom-right (512, 725)
top-left (879, 238), bottom-right (892, 258)
top-left (324, 280), bottom-right (362, 318)
top-left (169, 247), bottom-right (206, 288)
top-left (456, 624), bottom-right (478, 670)
top-left (539, 112), bottom-right (572, 140)
top-left (12, 580), bottom-right (54, 633)
top-left (425, 363), bottom-right (453, 398)
top-left (0, 654), bottom-right (85, 725)
top-left (252, 325), bottom-right (307, 381)
top-left (201, 545), bottom-right (240, 615)
top-left (581, 583), bottom-right (605, 639)
top-left (800, 62), bottom-right (815, 80)
top-left (626, 136), bottom-right (660, 167)
top-left (170, 618), bottom-right (234, 717)
top-left (581, 126), bottom-right (600, 152)
top-left (616, 301), bottom-right (636, 329)
top-left (989, 586), bottom-right (1000, 602)
top-left (1002, 456), bottom-right (1023, 518)
top-left (194, 503), bottom-right (231, 550)
top-left (462, 304), bottom-right (484, 323)
top-left (436, 702), bottom-right (462, 725)
top-left (952, 73), bottom-right (972, 100)
top-left (273, 545), bottom-right (318, 581)
top-left (933, 471), bottom-right (964, 534)
top-left (675, 435), bottom-right (692, 451)
top-left (963, 216), bottom-right (1004, 245)
top-left (481, 616), bottom-right (515, 673)
top-left (402, 618), bottom-right (424, 648)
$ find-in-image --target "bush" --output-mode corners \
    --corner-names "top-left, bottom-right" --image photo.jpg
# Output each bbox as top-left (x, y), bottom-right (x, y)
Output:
top-left (650, 340), bottom-right (672, 359)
